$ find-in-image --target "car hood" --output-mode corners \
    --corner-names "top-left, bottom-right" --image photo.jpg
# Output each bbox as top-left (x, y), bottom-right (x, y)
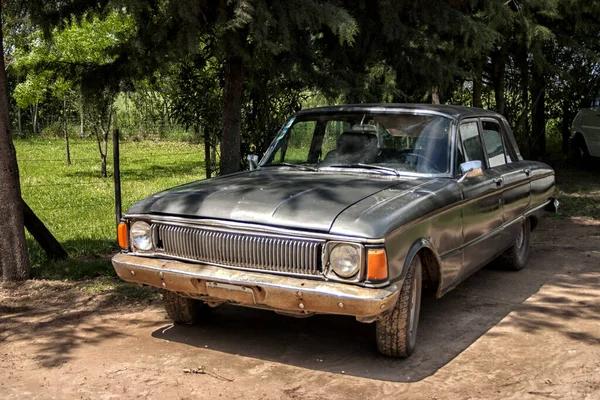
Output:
top-left (127, 169), bottom-right (429, 232)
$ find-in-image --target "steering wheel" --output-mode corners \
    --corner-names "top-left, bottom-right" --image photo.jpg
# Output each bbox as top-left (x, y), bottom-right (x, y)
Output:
top-left (403, 152), bottom-right (438, 172)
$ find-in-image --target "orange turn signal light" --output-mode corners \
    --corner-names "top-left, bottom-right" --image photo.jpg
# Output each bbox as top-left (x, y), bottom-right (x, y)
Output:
top-left (367, 249), bottom-right (388, 281)
top-left (117, 222), bottom-right (129, 249)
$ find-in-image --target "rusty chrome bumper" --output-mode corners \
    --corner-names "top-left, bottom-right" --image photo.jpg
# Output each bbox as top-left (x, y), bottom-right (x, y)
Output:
top-left (112, 253), bottom-right (400, 319)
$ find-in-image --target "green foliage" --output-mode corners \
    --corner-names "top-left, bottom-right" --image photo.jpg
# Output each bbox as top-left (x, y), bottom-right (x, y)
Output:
top-left (11, 11), bottom-right (134, 102)
top-left (6, 0), bottom-right (600, 166)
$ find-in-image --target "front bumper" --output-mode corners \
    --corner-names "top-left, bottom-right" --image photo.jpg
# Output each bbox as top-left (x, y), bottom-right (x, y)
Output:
top-left (112, 253), bottom-right (399, 319)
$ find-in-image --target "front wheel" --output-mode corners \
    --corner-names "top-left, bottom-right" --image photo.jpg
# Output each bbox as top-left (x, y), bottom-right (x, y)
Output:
top-left (376, 255), bottom-right (422, 358)
top-left (162, 290), bottom-right (209, 324)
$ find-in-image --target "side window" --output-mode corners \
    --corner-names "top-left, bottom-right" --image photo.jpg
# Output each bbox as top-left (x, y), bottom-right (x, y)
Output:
top-left (481, 120), bottom-right (507, 167)
top-left (459, 121), bottom-right (485, 164)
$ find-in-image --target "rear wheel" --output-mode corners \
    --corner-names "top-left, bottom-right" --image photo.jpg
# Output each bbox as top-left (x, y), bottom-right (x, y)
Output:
top-left (499, 218), bottom-right (531, 271)
top-left (162, 290), bottom-right (209, 324)
top-left (376, 255), bottom-right (422, 358)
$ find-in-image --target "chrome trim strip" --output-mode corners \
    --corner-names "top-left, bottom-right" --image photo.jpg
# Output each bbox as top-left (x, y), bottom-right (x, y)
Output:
top-left (124, 214), bottom-right (386, 244)
top-left (322, 241), bottom-right (366, 283)
top-left (384, 173), bottom-right (555, 241)
top-left (524, 198), bottom-right (555, 217)
top-left (439, 198), bottom-right (555, 260)
top-left (459, 214), bottom-right (524, 252)
top-left (295, 106), bottom-right (461, 120)
top-left (153, 223), bottom-right (324, 277)
top-left (129, 251), bottom-right (325, 280)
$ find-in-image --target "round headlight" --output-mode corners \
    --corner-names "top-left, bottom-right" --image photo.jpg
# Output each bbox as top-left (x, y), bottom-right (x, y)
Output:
top-left (329, 244), bottom-right (361, 278)
top-left (130, 221), bottom-right (153, 251)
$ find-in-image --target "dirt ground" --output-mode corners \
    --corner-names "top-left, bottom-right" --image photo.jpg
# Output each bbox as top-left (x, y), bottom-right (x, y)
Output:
top-left (1, 217), bottom-right (599, 399)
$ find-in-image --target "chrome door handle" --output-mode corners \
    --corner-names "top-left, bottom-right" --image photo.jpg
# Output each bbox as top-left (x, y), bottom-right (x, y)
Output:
top-left (523, 168), bottom-right (531, 176)
top-left (493, 177), bottom-right (503, 186)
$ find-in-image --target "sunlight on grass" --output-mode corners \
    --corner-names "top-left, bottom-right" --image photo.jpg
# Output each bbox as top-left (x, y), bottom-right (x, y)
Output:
top-left (554, 167), bottom-right (600, 220)
top-left (15, 137), bottom-right (207, 269)
top-left (76, 277), bottom-right (158, 302)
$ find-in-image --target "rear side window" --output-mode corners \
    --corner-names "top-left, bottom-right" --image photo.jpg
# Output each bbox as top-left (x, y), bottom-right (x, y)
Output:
top-left (481, 120), bottom-right (507, 167)
top-left (459, 122), bottom-right (485, 163)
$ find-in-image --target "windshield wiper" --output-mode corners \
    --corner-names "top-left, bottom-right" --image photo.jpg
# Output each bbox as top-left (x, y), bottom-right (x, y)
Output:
top-left (322, 163), bottom-right (400, 176)
top-left (261, 163), bottom-right (317, 171)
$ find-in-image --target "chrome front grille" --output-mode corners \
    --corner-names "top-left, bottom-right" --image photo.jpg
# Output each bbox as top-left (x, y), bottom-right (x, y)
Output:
top-left (154, 224), bottom-right (323, 275)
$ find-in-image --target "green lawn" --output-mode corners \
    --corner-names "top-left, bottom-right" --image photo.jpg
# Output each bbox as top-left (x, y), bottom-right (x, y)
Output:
top-left (553, 166), bottom-right (600, 220)
top-left (15, 137), bottom-right (207, 276)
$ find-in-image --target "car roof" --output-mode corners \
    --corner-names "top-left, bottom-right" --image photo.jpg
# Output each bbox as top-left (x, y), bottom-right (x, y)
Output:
top-left (295, 104), bottom-right (503, 121)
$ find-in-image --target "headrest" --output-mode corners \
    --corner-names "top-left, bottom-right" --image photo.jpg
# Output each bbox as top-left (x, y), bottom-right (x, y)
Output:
top-left (337, 132), bottom-right (378, 154)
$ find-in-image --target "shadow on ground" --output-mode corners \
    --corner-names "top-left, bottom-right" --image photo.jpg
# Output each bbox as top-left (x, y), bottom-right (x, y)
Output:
top-left (152, 218), bottom-right (600, 382)
top-left (0, 279), bottom-right (159, 368)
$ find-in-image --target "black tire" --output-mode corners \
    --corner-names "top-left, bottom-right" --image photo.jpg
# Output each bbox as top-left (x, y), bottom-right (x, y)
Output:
top-left (498, 218), bottom-right (531, 271)
top-left (376, 254), bottom-right (422, 358)
top-left (162, 290), bottom-right (208, 324)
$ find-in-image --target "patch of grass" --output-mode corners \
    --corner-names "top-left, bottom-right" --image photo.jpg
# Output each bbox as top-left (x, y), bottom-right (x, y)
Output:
top-left (554, 166), bottom-right (600, 219)
top-left (76, 277), bottom-right (159, 302)
top-left (30, 256), bottom-right (115, 280)
top-left (15, 137), bottom-right (207, 268)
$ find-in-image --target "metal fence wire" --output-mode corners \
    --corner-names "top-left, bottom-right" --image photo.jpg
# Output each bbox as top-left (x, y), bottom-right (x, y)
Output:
top-left (17, 130), bottom-right (207, 260)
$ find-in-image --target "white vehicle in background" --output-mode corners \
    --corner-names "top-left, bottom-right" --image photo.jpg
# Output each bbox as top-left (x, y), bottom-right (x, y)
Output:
top-left (572, 98), bottom-right (600, 162)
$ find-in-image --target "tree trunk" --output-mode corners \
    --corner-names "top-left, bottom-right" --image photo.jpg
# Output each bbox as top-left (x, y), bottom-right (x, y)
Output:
top-left (517, 44), bottom-right (530, 157)
top-left (220, 56), bottom-right (244, 175)
top-left (431, 87), bottom-right (441, 104)
top-left (492, 48), bottom-right (508, 117)
top-left (23, 201), bottom-right (68, 260)
top-left (473, 60), bottom-right (483, 108)
top-left (17, 107), bottom-right (22, 136)
top-left (96, 130), bottom-right (108, 178)
top-left (203, 126), bottom-right (212, 179)
top-left (100, 154), bottom-right (107, 178)
top-left (97, 103), bottom-right (113, 178)
top-left (79, 94), bottom-right (84, 138)
top-left (0, 6), bottom-right (30, 281)
top-left (64, 97), bottom-right (71, 165)
top-left (561, 101), bottom-right (573, 155)
top-left (531, 65), bottom-right (546, 160)
top-left (32, 102), bottom-right (38, 135)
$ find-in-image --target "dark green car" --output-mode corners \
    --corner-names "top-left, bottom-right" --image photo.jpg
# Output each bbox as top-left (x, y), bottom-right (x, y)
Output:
top-left (113, 104), bottom-right (557, 358)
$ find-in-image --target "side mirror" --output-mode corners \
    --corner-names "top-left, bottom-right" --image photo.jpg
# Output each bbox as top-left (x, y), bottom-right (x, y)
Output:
top-left (247, 155), bottom-right (259, 171)
top-left (458, 160), bottom-right (483, 182)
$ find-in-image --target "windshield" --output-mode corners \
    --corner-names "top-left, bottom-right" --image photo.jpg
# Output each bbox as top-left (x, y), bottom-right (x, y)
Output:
top-left (260, 112), bottom-right (453, 175)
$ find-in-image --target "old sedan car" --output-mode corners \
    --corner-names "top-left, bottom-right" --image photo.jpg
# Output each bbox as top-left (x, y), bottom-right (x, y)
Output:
top-left (112, 104), bottom-right (557, 358)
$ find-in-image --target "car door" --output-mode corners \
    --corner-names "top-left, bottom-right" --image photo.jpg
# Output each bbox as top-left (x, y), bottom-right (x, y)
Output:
top-left (481, 118), bottom-right (531, 245)
top-left (580, 100), bottom-right (600, 157)
top-left (457, 119), bottom-right (504, 279)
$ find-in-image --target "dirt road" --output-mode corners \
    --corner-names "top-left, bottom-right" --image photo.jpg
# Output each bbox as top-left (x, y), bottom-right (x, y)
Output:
top-left (1, 218), bottom-right (599, 399)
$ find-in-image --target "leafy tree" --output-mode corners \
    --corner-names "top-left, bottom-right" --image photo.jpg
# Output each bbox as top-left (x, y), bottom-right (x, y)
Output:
top-left (170, 53), bottom-right (222, 178)
top-left (22, 0), bottom-right (358, 175)
top-left (11, 10), bottom-right (134, 174)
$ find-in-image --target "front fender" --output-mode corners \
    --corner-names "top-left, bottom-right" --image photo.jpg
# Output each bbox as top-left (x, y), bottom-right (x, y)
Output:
top-left (397, 238), bottom-right (442, 283)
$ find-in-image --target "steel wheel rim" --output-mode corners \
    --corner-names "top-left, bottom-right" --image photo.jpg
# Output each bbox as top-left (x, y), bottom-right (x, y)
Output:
top-left (408, 265), bottom-right (422, 348)
top-left (516, 224), bottom-right (525, 251)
